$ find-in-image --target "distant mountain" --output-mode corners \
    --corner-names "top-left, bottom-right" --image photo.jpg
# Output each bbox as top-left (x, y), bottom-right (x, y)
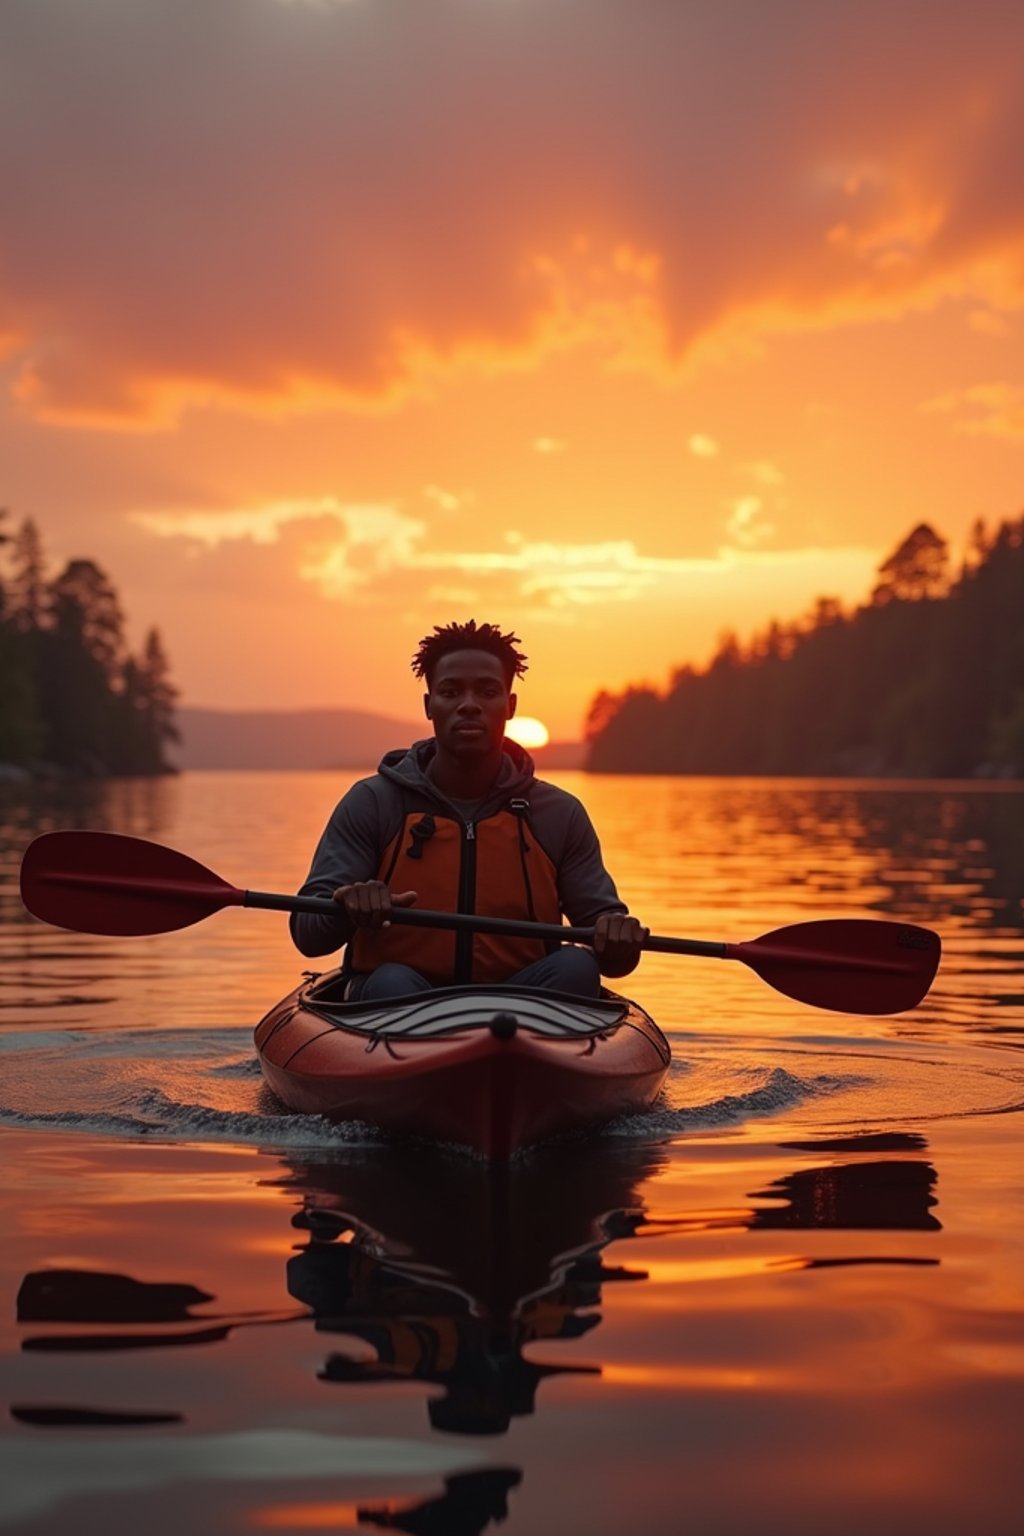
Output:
top-left (174, 708), bottom-right (423, 770)
top-left (175, 707), bottom-right (586, 771)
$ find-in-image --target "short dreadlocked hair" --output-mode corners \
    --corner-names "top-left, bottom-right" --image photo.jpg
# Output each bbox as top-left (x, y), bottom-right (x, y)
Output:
top-left (412, 621), bottom-right (528, 689)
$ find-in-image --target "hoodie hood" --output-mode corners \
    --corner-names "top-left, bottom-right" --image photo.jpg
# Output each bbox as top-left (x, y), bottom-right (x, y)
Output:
top-left (377, 737), bottom-right (537, 816)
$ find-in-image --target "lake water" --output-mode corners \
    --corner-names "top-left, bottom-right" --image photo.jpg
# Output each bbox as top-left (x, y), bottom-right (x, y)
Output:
top-left (2, 770), bottom-right (1023, 1534)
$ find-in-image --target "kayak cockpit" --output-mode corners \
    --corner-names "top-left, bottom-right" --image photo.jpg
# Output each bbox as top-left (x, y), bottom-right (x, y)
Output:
top-left (300, 974), bottom-right (637, 1042)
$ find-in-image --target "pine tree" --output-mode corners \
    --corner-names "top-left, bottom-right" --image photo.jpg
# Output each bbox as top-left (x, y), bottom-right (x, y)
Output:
top-left (41, 559), bottom-right (127, 773)
top-left (50, 558), bottom-right (125, 675)
top-left (0, 509), bottom-right (43, 764)
top-left (8, 517), bottom-right (48, 633)
top-left (129, 628), bottom-right (180, 772)
top-left (871, 523), bottom-right (950, 605)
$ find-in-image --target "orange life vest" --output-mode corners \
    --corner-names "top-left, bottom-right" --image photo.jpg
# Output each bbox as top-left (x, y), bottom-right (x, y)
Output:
top-left (348, 801), bottom-right (562, 985)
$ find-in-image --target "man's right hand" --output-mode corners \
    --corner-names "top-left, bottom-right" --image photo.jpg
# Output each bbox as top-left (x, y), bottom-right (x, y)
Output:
top-left (331, 881), bottom-right (418, 929)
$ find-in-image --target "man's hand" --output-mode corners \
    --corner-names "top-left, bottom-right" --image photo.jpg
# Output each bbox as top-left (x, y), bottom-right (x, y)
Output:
top-left (332, 881), bottom-right (418, 931)
top-left (591, 911), bottom-right (648, 977)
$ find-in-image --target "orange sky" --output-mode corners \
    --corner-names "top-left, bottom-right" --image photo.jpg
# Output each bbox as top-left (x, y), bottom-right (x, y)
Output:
top-left (2, 0), bottom-right (1023, 738)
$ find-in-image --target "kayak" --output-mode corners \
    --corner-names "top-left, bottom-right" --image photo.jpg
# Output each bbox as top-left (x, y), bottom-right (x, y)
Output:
top-left (254, 970), bottom-right (671, 1159)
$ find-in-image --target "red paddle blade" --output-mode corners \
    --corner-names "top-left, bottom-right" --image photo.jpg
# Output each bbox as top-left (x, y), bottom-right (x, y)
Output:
top-left (729, 919), bottom-right (941, 1015)
top-left (19, 831), bottom-right (243, 936)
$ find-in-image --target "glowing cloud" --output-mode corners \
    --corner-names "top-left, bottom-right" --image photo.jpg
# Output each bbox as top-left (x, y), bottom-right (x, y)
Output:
top-left (742, 461), bottom-right (786, 487)
top-left (131, 498), bottom-right (416, 548)
top-left (300, 506), bottom-right (427, 596)
top-left (921, 381), bottom-right (1024, 440)
top-left (3, 1), bottom-right (1024, 423)
top-left (726, 497), bottom-right (775, 547)
top-left (423, 485), bottom-right (464, 512)
top-left (127, 502), bottom-right (874, 618)
top-left (131, 498), bottom-right (428, 597)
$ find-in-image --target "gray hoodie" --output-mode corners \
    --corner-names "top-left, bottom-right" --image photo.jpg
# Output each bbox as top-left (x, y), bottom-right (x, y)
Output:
top-left (290, 738), bottom-right (626, 958)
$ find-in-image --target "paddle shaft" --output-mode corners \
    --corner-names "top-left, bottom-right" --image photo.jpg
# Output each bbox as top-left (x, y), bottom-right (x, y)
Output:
top-left (34, 868), bottom-right (916, 973)
top-left (250, 890), bottom-right (913, 974)
top-left (245, 886), bottom-right (729, 958)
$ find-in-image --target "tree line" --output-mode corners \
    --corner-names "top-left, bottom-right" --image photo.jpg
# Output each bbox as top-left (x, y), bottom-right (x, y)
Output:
top-left (0, 510), bottom-right (179, 776)
top-left (586, 515), bottom-right (1024, 777)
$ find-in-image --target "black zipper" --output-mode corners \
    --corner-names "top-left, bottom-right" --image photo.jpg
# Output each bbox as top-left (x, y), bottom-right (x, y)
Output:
top-left (454, 819), bottom-right (476, 983)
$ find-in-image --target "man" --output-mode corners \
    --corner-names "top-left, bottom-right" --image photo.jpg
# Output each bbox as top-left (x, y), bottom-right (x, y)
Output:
top-left (290, 620), bottom-right (647, 998)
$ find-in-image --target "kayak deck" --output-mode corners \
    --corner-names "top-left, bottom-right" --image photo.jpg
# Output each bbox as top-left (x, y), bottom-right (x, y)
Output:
top-left (255, 971), bottom-right (671, 1159)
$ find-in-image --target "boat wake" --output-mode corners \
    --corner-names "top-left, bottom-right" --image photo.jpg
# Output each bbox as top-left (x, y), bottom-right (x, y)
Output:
top-left (606, 1060), bottom-right (864, 1138)
top-left (1, 1026), bottom-right (1022, 1150)
top-left (0, 1027), bottom-right (381, 1150)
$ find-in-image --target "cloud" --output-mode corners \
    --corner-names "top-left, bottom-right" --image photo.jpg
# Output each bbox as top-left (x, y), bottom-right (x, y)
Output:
top-left (3, 0), bottom-right (1024, 424)
top-left (741, 460), bottom-right (785, 487)
top-left (417, 538), bottom-right (674, 606)
top-left (132, 496), bottom-right (876, 616)
top-left (301, 505), bottom-right (427, 595)
top-left (688, 434), bottom-right (720, 458)
top-left (131, 497), bottom-right (427, 596)
top-left (423, 535), bottom-right (878, 616)
top-left (921, 381), bottom-right (1024, 439)
top-left (130, 500), bottom-right (340, 547)
top-left (423, 484), bottom-right (465, 512)
top-left (726, 496), bottom-right (775, 547)
top-left (532, 437), bottom-right (568, 455)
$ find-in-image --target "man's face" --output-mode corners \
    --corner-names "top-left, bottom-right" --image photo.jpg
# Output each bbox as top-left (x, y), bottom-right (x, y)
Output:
top-left (424, 649), bottom-right (517, 756)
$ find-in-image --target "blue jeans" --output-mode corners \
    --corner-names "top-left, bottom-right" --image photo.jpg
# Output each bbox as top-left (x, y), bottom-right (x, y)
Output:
top-left (349, 945), bottom-right (602, 1001)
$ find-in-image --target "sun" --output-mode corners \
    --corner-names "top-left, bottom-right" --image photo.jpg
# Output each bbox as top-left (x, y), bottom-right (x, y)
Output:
top-left (505, 715), bottom-right (550, 750)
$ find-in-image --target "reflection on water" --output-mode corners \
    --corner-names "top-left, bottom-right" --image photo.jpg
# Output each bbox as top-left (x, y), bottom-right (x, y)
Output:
top-left (3, 773), bottom-right (1024, 1534)
top-left (8, 1128), bottom-right (961, 1535)
top-left (16, 1265), bottom-right (298, 1354)
top-left (18, 1268), bottom-right (214, 1322)
top-left (280, 1140), bottom-right (661, 1438)
top-left (749, 1155), bottom-right (940, 1233)
top-left (358, 1468), bottom-right (522, 1536)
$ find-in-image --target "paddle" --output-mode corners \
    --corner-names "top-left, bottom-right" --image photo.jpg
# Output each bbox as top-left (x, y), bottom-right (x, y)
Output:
top-left (19, 830), bottom-right (941, 1015)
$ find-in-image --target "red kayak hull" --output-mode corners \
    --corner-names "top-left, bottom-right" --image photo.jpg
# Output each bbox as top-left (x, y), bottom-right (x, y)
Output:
top-left (255, 974), bottom-right (670, 1160)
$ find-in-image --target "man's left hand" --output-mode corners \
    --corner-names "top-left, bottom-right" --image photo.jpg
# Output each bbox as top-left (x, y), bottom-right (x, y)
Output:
top-left (591, 912), bottom-right (648, 977)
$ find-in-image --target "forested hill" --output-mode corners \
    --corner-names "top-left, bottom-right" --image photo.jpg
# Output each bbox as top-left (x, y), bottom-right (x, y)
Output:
top-left (586, 516), bottom-right (1024, 778)
top-left (0, 512), bottom-right (178, 777)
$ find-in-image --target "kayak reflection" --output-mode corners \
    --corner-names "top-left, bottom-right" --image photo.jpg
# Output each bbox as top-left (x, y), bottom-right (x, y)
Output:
top-left (752, 1135), bottom-right (941, 1236)
top-left (275, 1137), bottom-right (667, 1439)
top-left (358, 1467), bottom-right (522, 1536)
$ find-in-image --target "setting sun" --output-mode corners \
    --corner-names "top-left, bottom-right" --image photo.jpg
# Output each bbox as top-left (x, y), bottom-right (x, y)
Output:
top-left (505, 716), bottom-right (550, 750)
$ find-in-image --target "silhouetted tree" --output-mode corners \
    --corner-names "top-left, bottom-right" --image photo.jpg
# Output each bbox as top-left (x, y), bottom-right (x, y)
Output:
top-left (50, 559), bottom-right (125, 674)
top-left (585, 689), bottom-right (620, 745)
top-left (0, 517), bottom-right (179, 776)
top-left (871, 522), bottom-right (949, 605)
top-left (0, 509), bottom-right (43, 762)
top-left (114, 628), bottom-right (180, 772)
top-left (7, 516), bottom-right (48, 633)
top-left (587, 515), bottom-right (1024, 778)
